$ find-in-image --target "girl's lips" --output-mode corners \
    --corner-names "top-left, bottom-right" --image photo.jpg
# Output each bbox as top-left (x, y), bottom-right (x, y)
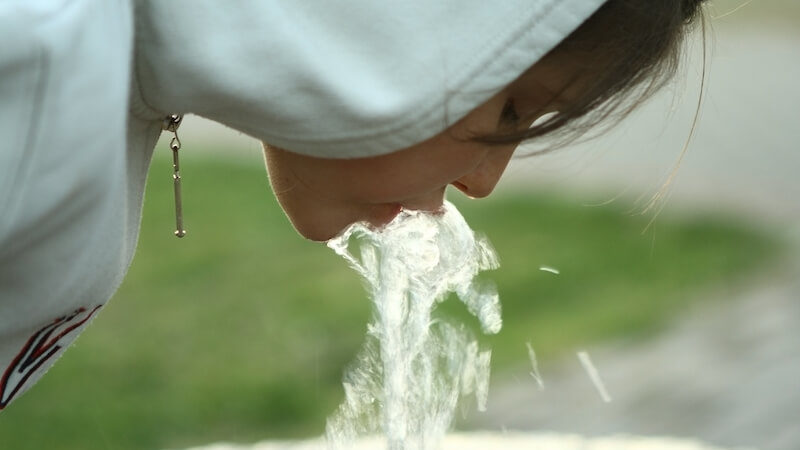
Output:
top-left (367, 203), bottom-right (403, 229)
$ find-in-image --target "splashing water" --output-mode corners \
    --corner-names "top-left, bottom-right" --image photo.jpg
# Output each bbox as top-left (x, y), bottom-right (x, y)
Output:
top-left (325, 201), bottom-right (502, 450)
top-left (577, 351), bottom-right (612, 403)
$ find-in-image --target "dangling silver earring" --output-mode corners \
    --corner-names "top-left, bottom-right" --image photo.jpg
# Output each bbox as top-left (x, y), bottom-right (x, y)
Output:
top-left (162, 114), bottom-right (186, 238)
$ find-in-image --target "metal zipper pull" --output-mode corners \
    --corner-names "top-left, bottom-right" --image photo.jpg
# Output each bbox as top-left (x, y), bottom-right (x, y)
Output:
top-left (162, 114), bottom-right (186, 238)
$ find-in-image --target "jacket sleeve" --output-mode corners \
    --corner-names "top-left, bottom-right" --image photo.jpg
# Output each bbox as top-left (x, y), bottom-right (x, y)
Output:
top-left (0, 0), bottom-right (135, 410)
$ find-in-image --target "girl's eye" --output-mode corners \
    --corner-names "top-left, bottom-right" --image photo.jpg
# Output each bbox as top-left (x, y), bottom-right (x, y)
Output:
top-left (499, 98), bottom-right (520, 125)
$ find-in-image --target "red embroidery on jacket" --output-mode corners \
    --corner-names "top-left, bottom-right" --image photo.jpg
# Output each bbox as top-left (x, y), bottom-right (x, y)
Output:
top-left (0, 306), bottom-right (102, 409)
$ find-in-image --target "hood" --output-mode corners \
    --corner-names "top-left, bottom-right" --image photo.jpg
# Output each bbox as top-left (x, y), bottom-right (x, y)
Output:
top-left (133, 0), bottom-right (606, 158)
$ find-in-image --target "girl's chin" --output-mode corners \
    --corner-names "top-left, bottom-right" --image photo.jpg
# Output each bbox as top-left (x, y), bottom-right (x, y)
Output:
top-left (289, 215), bottom-right (351, 242)
top-left (291, 204), bottom-right (402, 242)
top-left (294, 226), bottom-right (340, 243)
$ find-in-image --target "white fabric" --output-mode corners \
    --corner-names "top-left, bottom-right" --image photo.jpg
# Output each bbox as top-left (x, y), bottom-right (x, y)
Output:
top-left (0, 0), bottom-right (605, 409)
top-left (135, 0), bottom-right (605, 157)
top-left (0, 0), bottom-right (136, 409)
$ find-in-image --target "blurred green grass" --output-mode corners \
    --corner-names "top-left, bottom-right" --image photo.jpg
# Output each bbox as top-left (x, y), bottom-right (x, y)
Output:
top-left (0, 155), bottom-right (781, 450)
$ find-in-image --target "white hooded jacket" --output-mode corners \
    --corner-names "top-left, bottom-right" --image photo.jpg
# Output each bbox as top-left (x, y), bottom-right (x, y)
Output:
top-left (0, 0), bottom-right (605, 409)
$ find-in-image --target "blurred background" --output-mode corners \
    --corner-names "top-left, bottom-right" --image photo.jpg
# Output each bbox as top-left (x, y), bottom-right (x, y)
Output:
top-left (1, 1), bottom-right (797, 449)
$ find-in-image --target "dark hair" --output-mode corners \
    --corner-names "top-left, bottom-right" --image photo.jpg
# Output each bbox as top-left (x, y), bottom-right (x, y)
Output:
top-left (473, 0), bottom-right (709, 150)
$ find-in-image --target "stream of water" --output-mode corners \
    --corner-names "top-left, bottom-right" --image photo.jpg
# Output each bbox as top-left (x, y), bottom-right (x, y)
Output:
top-left (325, 201), bottom-right (501, 450)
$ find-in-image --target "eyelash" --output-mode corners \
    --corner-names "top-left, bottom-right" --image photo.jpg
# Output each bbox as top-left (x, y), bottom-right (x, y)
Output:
top-left (499, 99), bottom-right (520, 125)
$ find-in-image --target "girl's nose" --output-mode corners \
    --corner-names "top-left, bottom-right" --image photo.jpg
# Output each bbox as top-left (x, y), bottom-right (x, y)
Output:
top-left (451, 146), bottom-right (515, 199)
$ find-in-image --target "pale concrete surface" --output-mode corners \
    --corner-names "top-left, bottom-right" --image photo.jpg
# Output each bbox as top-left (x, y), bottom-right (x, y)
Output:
top-left (174, 432), bottom-right (746, 450)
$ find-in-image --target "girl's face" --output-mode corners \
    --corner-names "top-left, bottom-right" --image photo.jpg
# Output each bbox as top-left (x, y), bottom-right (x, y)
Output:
top-left (264, 56), bottom-right (576, 241)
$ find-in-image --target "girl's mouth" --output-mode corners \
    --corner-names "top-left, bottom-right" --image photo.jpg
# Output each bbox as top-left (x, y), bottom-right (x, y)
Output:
top-left (367, 203), bottom-right (403, 230)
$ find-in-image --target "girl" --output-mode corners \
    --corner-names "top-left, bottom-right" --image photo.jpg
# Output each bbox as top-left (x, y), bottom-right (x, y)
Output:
top-left (0, 0), bottom-right (706, 409)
